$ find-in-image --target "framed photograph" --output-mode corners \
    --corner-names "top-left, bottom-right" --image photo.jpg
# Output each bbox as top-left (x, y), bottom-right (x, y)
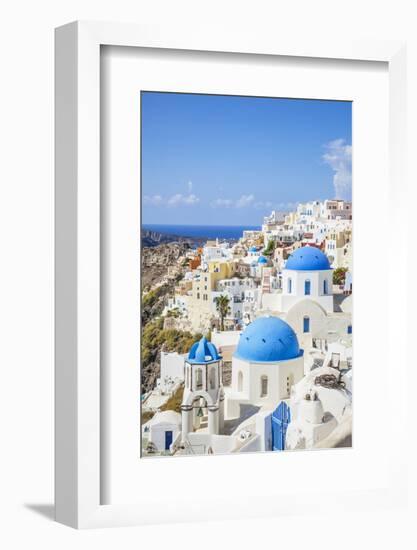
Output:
top-left (55, 21), bottom-right (408, 528)
top-left (140, 90), bottom-right (353, 458)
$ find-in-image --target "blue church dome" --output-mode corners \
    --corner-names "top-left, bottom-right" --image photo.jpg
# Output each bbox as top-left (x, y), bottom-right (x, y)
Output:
top-left (258, 256), bottom-right (268, 264)
top-left (187, 336), bottom-right (220, 364)
top-left (249, 246), bottom-right (258, 253)
top-left (234, 317), bottom-right (302, 363)
top-left (285, 246), bottom-right (331, 271)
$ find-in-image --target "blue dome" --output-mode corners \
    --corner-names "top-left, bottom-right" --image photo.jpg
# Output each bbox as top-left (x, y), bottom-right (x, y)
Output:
top-left (249, 246), bottom-right (258, 253)
top-left (258, 256), bottom-right (268, 264)
top-left (234, 317), bottom-right (302, 363)
top-left (285, 246), bottom-right (331, 271)
top-left (187, 336), bottom-right (220, 364)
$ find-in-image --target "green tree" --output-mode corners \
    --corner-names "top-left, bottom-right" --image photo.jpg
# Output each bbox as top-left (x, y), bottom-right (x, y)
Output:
top-left (141, 317), bottom-right (202, 370)
top-left (214, 294), bottom-right (231, 331)
top-left (333, 267), bottom-right (348, 285)
top-left (263, 239), bottom-right (275, 256)
top-left (166, 307), bottom-right (181, 318)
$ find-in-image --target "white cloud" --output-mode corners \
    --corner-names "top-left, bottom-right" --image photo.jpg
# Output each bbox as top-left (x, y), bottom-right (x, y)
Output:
top-left (143, 194), bottom-right (163, 206)
top-left (253, 200), bottom-right (296, 212)
top-left (211, 195), bottom-right (295, 211)
top-left (167, 193), bottom-right (200, 207)
top-left (323, 139), bottom-right (352, 200)
top-left (211, 198), bottom-right (234, 208)
top-left (235, 194), bottom-right (255, 208)
top-left (211, 194), bottom-right (255, 209)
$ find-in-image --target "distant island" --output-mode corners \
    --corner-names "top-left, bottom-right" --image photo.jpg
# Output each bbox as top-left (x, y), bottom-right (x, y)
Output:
top-left (142, 229), bottom-right (207, 248)
top-left (142, 224), bottom-right (261, 248)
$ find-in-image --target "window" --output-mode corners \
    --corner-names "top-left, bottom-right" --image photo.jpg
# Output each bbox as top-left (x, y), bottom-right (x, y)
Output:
top-left (303, 316), bottom-right (310, 333)
top-left (347, 325), bottom-right (352, 334)
top-left (304, 280), bottom-right (311, 295)
top-left (331, 353), bottom-right (340, 369)
top-left (261, 375), bottom-right (268, 397)
top-left (196, 368), bottom-right (203, 390)
top-left (287, 278), bottom-right (292, 294)
top-left (238, 371), bottom-right (243, 392)
top-left (209, 367), bottom-right (216, 389)
top-left (323, 279), bottom-right (328, 295)
top-left (197, 293), bottom-right (200, 299)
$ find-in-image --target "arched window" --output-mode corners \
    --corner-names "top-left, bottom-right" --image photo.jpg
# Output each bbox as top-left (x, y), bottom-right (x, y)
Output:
top-left (304, 279), bottom-right (311, 295)
top-left (323, 279), bottom-right (328, 295)
top-left (261, 375), bottom-right (268, 397)
top-left (287, 278), bottom-right (292, 294)
top-left (196, 368), bottom-right (203, 390)
top-left (303, 316), bottom-right (310, 333)
top-left (209, 367), bottom-right (216, 390)
top-left (238, 371), bottom-right (243, 392)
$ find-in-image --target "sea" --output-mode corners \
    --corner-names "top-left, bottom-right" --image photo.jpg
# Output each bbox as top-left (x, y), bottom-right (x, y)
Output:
top-left (143, 224), bottom-right (261, 241)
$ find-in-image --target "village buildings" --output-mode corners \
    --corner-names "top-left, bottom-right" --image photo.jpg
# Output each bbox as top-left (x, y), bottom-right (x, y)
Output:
top-left (143, 199), bottom-right (353, 455)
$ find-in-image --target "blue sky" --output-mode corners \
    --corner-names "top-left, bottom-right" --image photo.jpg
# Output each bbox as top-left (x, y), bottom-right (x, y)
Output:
top-left (141, 92), bottom-right (351, 226)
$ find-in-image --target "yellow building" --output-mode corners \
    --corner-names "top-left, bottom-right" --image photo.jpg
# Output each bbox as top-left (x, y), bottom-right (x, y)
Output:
top-left (187, 260), bottom-right (236, 332)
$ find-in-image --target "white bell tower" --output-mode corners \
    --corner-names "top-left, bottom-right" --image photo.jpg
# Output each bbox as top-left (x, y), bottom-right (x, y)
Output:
top-left (180, 337), bottom-right (224, 441)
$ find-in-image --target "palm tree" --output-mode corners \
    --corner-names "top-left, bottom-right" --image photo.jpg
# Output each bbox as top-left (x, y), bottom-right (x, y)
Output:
top-left (214, 295), bottom-right (231, 331)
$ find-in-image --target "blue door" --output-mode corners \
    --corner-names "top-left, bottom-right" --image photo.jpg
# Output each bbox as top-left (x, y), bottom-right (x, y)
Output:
top-left (272, 402), bottom-right (291, 451)
top-left (165, 430), bottom-right (173, 450)
top-left (304, 280), bottom-right (311, 295)
top-left (303, 316), bottom-right (310, 333)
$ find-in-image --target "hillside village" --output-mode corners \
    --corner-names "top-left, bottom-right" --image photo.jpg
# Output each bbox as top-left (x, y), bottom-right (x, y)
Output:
top-left (141, 199), bottom-right (353, 455)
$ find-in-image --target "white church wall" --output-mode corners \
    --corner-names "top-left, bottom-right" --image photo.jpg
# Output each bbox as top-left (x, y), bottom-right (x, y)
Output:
top-left (281, 269), bottom-right (333, 313)
top-left (160, 351), bottom-right (186, 384)
top-left (227, 354), bottom-right (304, 417)
top-left (261, 291), bottom-right (281, 311)
top-left (285, 299), bottom-right (329, 344)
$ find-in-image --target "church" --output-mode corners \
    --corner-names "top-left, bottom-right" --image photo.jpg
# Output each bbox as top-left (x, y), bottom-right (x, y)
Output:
top-left (145, 313), bottom-right (345, 455)
top-left (261, 245), bottom-right (351, 349)
top-left (146, 313), bottom-right (351, 455)
top-left (144, 246), bottom-right (352, 456)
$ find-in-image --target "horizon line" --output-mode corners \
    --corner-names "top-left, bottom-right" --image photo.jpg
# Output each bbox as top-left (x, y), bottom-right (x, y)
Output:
top-left (142, 223), bottom-right (262, 227)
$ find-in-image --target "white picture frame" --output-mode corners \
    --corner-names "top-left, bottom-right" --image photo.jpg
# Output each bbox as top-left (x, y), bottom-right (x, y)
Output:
top-left (55, 21), bottom-right (407, 529)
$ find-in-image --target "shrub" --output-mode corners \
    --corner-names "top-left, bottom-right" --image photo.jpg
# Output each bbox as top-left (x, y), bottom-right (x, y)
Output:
top-left (333, 267), bottom-right (348, 285)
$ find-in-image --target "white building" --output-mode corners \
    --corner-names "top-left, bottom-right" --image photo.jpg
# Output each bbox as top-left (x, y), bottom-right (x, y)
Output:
top-left (211, 329), bottom-right (242, 362)
top-left (160, 315), bottom-right (350, 456)
top-left (226, 316), bottom-right (304, 418)
top-left (286, 391), bottom-right (338, 450)
top-left (212, 277), bottom-right (260, 325)
top-left (296, 200), bottom-right (322, 220)
top-left (262, 245), bottom-right (334, 322)
top-left (181, 337), bottom-right (225, 441)
top-left (201, 240), bottom-right (233, 267)
top-left (144, 411), bottom-right (182, 453)
top-left (279, 246), bottom-right (334, 313)
top-left (159, 351), bottom-right (185, 388)
top-left (321, 199), bottom-right (352, 220)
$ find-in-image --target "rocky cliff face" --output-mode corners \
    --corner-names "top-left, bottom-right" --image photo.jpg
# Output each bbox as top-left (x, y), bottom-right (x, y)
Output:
top-left (141, 242), bottom-right (192, 393)
top-left (141, 241), bottom-right (190, 291)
